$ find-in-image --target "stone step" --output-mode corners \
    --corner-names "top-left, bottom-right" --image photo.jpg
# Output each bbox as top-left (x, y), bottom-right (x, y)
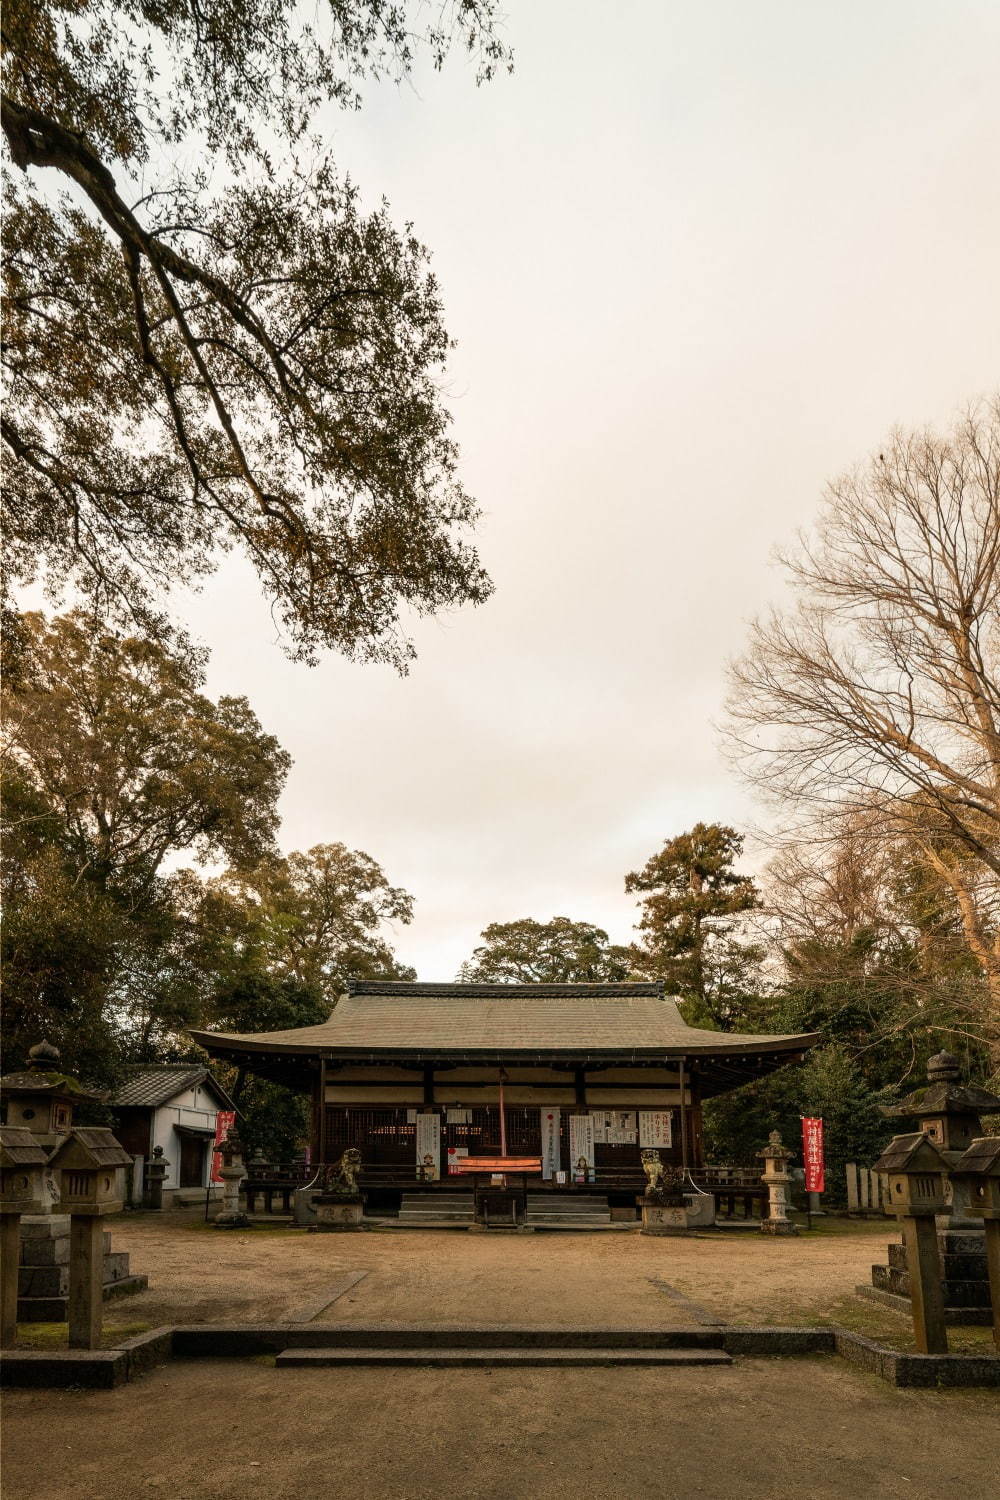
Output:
top-left (17, 1274), bottom-right (150, 1322)
top-left (275, 1346), bottom-right (733, 1369)
top-left (271, 1324), bottom-right (724, 1349)
top-left (871, 1265), bottom-right (991, 1307)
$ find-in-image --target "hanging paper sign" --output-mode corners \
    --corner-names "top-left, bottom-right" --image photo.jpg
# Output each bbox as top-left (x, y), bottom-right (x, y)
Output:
top-left (801, 1116), bottom-right (825, 1193)
top-left (446, 1107), bottom-right (471, 1125)
top-left (569, 1115), bottom-right (595, 1180)
top-left (446, 1146), bottom-right (468, 1176)
top-left (639, 1111), bottom-right (672, 1149)
top-left (416, 1112), bottom-right (441, 1181)
top-left (541, 1109), bottom-right (561, 1179)
top-left (210, 1110), bottom-right (236, 1184)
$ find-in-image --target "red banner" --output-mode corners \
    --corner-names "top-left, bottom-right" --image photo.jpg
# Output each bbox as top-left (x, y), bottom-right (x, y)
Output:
top-left (801, 1116), bottom-right (825, 1193)
top-left (210, 1110), bottom-right (236, 1184)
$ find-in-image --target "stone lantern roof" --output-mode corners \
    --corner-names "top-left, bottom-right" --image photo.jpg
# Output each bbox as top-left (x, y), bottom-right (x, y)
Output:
top-left (882, 1050), bottom-right (1000, 1121)
top-left (0, 1041), bottom-right (106, 1104)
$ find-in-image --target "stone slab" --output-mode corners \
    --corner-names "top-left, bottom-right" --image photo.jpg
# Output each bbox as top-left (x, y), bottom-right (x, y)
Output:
top-left (835, 1330), bottom-right (1000, 1388)
top-left (855, 1284), bottom-right (993, 1326)
top-left (17, 1274), bottom-right (149, 1322)
top-left (274, 1346), bottom-right (733, 1368)
top-left (0, 1350), bottom-right (128, 1389)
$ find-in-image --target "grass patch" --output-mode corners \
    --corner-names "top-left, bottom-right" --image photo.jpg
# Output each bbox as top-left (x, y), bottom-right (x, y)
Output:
top-left (740, 1293), bottom-right (996, 1354)
top-left (15, 1319), bottom-right (152, 1351)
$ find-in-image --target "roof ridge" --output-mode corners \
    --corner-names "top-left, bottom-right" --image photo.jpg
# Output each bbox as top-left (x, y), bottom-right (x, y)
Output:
top-left (345, 980), bottom-right (666, 998)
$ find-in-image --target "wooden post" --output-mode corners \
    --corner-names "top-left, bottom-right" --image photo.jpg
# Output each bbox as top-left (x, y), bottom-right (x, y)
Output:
top-left (984, 1220), bottom-right (1000, 1353)
top-left (846, 1162), bottom-right (859, 1214)
top-left (678, 1057), bottom-right (688, 1178)
top-left (318, 1057), bottom-right (328, 1168)
top-left (1, 1215), bottom-right (21, 1349)
top-left (900, 1214), bottom-right (948, 1355)
top-left (68, 1214), bottom-right (105, 1350)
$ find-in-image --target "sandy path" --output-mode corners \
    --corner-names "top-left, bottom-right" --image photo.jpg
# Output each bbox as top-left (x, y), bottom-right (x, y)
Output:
top-left (94, 1211), bottom-right (893, 1328)
top-left (4, 1357), bottom-right (999, 1500)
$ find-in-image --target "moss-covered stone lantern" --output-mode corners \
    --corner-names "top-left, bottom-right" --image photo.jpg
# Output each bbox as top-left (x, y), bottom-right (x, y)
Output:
top-left (46, 1127), bottom-right (133, 1349)
top-left (0, 1041), bottom-right (105, 1153)
top-left (872, 1132), bottom-right (950, 1353)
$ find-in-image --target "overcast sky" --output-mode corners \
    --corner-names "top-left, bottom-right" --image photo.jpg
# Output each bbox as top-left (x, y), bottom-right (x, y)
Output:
top-left (176, 0), bottom-right (1000, 980)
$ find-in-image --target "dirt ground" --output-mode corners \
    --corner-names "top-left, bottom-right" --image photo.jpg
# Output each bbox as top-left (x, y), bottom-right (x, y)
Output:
top-left (5, 1213), bottom-right (999, 1500)
top-left (41, 1208), bottom-right (906, 1329)
top-left (4, 1358), bottom-right (999, 1500)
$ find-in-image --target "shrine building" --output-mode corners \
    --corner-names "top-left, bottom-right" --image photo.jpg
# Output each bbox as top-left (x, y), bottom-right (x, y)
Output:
top-left (190, 980), bottom-right (816, 1212)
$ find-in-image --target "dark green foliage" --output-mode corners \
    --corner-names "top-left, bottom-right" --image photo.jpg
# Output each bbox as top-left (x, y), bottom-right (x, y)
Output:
top-left (458, 917), bottom-right (634, 984)
top-left (626, 823), bottom-right (763, 1026)
top-left (2, 2), bottom-right (510, 664)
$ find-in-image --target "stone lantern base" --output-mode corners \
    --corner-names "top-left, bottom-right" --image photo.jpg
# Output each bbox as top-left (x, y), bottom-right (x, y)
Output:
top-left (17, 1215), bottom-right (148, 1321)
top-left (760, 1215), bottom-right (799, 1237)
top-left (213, 1208), bottom-right (250, 1229)
top-left (311, 1196), bottom-right (364, 1232)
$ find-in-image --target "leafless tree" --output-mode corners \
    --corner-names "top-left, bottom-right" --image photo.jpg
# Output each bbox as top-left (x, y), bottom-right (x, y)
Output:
top-left (726, 400), bottom-right (1000, 1048)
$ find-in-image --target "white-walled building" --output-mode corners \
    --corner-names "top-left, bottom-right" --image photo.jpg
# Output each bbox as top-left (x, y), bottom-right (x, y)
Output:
top-left (111, 1064), bottom-right (237, 1206)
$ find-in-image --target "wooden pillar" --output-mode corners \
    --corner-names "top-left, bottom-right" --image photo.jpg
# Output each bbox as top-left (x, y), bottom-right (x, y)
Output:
top-left (900, 1214), bottom-right (948, 1355)
top-left (423, 1064), bottom-right (434, 1106)
top-left (317, 1058), bottom-right (328, 1167)
top-left (1, 1215), bottom-right (21, 1349)
top-left (68, 1215), bottom-right (105, 1350)
top-left (678, 1056), bottom-right (689, 1176)
top-left (984, 1220), bottom-right (1000, 1353)
top-left (573, 1067), bottom-right (586, 1108)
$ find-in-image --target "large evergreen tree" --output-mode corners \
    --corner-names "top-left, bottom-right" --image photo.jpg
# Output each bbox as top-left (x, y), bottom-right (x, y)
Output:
top-left (458, 917), bottom-right (633, 984)
top-left (625, 823), bottom-right (762, 1026)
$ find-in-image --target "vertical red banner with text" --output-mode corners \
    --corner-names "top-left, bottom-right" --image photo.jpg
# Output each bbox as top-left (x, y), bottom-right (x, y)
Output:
top-left (801, 1116), bottom-right (825, 1193)
top-left (211, 1110), bottom-right (236, 1183)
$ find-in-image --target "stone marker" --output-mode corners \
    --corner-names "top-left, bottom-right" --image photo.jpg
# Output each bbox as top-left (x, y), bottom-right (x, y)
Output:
top-left (873, 1132), bottom-right (950, 1355)
top-left (143, 1147), bottom-right (169, 1211)
top-left (758, 1131), bottom-right (798, 1236)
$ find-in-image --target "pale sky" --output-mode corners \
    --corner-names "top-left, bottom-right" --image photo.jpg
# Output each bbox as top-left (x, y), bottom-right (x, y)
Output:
top-left (175, 0), bottom-right (1000, 979)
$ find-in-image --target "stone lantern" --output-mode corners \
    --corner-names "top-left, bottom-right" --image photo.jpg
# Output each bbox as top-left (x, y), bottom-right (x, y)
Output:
top-left (0, 1127), bottom-right (50, 1348)
top-left (950, 1137), bottom-right (1000, 1352)
top-left (213, 1125), bottom-right (249, 1229)
top-left (882, 1051), bottom-right (1000, 1225)
top-left (872, 1132), bottom-right (950, 1353)
top-left (47, 1128), bottom-right (133, 1349)
top-left (758, 1131), bottom-right (799, 1236)
top-left (0, 1040), bottom-right (105, 1154)
top-left (143, 1146), bottom-right (169, 1211)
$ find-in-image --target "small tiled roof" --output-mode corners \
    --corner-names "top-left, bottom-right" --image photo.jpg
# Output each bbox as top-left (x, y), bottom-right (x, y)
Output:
top-left (112, 1065), bottom-right (235, 1111)
top-left (189, 980), bottom-right (817, 1059)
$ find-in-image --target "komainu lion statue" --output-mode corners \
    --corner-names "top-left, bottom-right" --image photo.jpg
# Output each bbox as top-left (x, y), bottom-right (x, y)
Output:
top-left (641, 1148), bottom-right (666, 1195)
top-left (324, 1147), bottom-right (362, 1197)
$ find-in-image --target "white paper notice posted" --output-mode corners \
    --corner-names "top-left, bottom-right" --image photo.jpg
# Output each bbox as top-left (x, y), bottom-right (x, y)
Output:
top-left (638, 1110), bottom-right (673, 1149)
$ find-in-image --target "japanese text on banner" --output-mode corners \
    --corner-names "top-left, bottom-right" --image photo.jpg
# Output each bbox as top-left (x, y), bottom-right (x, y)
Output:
top-left (801, 1116), bottom-right (825, 1193)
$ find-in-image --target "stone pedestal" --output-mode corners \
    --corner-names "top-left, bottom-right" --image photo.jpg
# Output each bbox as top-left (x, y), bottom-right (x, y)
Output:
top-left (213, 1162), bottom-right (249, 1228)
top-left (867, 1226), bottom-right (991, 1323)
top-left (16, 1214), bottom-right (147, 1322)
top-left (311, 1197), bottom-right (364, 1232)
top-left (640, 1196), bottom-right (690, 1236)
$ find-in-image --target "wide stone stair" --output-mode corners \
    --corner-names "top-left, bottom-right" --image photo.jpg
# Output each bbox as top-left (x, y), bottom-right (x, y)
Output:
top-left (397, 1192), bottom-right (475, 1224)
top-left (525, 1194), bottom-right (612, 1227)
top-left (863, 1228), bottom-right (992, 1323)
top-left (273, 1325), bottom-right (732, 1368)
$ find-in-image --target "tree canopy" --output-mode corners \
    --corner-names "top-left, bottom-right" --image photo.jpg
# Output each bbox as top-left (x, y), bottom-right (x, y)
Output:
top-left (625, 822), bottom-right (762, 1026)
top-left (726, 403), bottom-right (1000, 1060)
top-left (458, 916), bottom-right (634, 984)
top-left (2, 2), bottom-right (511, 663)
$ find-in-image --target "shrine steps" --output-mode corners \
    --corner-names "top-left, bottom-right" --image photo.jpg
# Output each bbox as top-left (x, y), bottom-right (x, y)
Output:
top-left (525, 1194), bottom-right (611, 1226)
top-left (398, 1193), bottom-right (474, 1224)
top-left (275, 1346), bottom-right (732, 1368)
